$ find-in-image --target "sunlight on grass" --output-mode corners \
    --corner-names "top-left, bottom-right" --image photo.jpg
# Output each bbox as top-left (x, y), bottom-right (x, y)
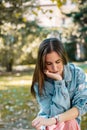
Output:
top-left (0, 80), bottom-right (32, 90)
top-left (0, 65), bottom-right (34, 90)
top-left (0, 75), bottom-right (32, 90)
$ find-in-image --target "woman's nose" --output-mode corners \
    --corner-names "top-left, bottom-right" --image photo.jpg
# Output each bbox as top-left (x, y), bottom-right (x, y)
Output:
top-left (52, 64), bottom-right (57, 72)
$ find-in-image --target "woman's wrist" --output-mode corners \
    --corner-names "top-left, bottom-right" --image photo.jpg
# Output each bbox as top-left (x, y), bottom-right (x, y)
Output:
top-left (49, 117), bottom-right (56, 125)
top-left (50, 115), bottom-right (61, 125)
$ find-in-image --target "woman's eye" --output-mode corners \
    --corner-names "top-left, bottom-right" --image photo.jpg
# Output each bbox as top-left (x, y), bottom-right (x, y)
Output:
top-left (56, 59), bottom-right (62, 64)
top-left (46, 62), bottom-right (51, 65)
top-left (56, 61), bottom-right (60, 64)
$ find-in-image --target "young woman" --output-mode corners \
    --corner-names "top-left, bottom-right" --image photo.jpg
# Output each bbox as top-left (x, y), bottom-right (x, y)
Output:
top-left (31, 38), bottom-right (87, 130)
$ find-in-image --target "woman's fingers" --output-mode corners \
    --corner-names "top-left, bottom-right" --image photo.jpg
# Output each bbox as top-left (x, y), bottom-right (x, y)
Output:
top-left (44, 70), bottom-right (62, 80)
top-left (32, 117), bottom-right (40, 127)
top-left (32, 116), bottom-right (44, 128)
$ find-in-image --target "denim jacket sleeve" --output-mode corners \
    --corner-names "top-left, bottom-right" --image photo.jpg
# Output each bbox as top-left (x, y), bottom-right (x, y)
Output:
top-left (72, 68), bottom-right (87, 116)
top-left (34, 81), bottom-right (54, 118)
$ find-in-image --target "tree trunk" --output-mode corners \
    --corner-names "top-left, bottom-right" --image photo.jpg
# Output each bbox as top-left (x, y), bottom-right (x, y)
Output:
top-left (6, 59), bottom-right (13, 72)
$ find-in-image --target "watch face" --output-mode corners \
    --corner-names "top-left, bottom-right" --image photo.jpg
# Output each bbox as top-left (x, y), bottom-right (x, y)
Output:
top-left (55, 115), bottom-right (59, 122)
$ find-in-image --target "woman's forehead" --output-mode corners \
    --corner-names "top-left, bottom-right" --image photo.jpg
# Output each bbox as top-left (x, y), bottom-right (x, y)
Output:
top-left (45, 51), bottom-right (61, 61)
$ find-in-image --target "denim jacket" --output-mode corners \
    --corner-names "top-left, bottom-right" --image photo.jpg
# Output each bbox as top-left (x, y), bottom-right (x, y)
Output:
top-left (34, 63), bottom-right (87, 124)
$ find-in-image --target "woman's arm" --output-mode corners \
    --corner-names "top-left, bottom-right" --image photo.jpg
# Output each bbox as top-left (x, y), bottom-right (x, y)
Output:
top-left (32, 107), bottom-right (79, 129)
top-left (32, 82), bottom-right (53, 129)
top-left (34, 82), bottom-right (53, 118)
top-left (58, 107), bottom-right (79, 122)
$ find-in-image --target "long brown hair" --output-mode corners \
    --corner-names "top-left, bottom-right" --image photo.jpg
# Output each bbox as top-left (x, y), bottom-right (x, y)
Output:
top-left (31, 38), bottom-right (68, 96)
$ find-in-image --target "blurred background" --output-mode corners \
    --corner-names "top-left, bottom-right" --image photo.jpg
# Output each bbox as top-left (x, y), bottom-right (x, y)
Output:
top-left (0, 0), bottom-right (87, 129)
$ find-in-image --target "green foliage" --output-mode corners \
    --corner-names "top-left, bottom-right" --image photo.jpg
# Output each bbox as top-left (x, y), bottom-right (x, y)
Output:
top-left (0, 22), bottom-right (50, 71)
top-left (0, 0), bottom-right (38, 24)
top-left (51, 0), bottom-right (66, 5)
top-left (0, 0), bottom-right (51, 71)
top-left (62, 0), bottom-right (87, 61)
top-left (51, 0), bottom-right (78, 7)
top-left (79, 27), bottom-right (87, 32)
top-left (65, 42), bottom-right (76, 61)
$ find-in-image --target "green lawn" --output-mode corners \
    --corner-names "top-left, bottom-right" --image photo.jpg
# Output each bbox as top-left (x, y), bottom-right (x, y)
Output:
top-left (0, 63), bottom-right (87, 129)
top-left (0, 65), bottom-right (38, 129)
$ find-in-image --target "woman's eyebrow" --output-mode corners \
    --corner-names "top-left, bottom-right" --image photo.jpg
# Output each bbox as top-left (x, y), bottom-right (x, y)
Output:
top-left (46, 59), bottom-right (62, 63)
top-left (56, 59), bottom-right (62, 61)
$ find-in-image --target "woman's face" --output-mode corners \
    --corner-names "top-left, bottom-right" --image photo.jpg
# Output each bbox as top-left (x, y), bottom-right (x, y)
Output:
top-left (45, 51), bottom-right (64, 76)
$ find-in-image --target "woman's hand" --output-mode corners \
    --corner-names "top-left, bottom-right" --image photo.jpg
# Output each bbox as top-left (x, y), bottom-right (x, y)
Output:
top-left (44, 70), bottom-right (62, 80)
top-left (32, 116), bottom-right (56, 130)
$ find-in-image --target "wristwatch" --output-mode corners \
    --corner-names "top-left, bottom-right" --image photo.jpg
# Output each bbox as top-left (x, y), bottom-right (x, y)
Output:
top-left (54, 115), bottom-right (60, 124)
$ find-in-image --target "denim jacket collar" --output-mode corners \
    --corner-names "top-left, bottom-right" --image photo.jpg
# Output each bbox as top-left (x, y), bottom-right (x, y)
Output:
top-left (64, 63), bottom-right (72, 82)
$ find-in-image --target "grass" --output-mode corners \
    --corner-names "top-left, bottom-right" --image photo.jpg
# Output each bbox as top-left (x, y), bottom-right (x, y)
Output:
top-left (0, 65), bottom-right (38, 129)
top-left (0, 63), bottom-right (87, 129)
top-left (0, 73), bottom-right (32, 90)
